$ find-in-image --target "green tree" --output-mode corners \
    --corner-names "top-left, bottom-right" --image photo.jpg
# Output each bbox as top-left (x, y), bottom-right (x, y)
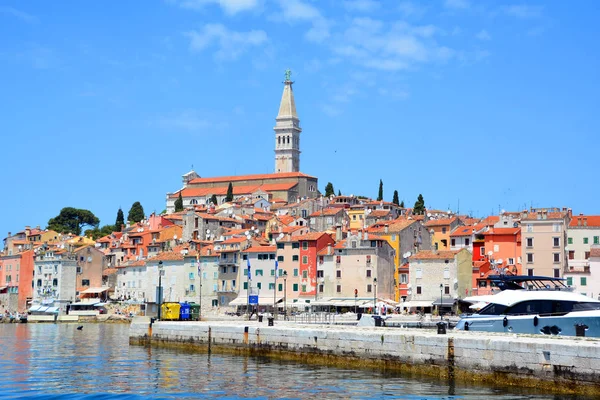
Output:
top-left (174, 192), bottom-right (184, 212)
top-left (85, 224), bottom-right (116, 240)
top-left (127, 202), bottom-right (145, 223)
top-left (47, 207), bottom-right (100, 236)
top-left (392, 190), bottom-right (400, 205)
top-left (413, 194), bottom-right (425, 215)
top-left (337, 189), bottom-right (341, 196)
top-left (225, 182), bottom-right (234, 202)
top-left (400, 200), bottom-right (405, 208)
top-left (210, 194), bottom-right (218, 205)
top-left (324, 182), bottom-right (335, 197)
top-left (115, 208), bottom-right (125, 232)
top-left (377, 179), bottom-right (384, 201)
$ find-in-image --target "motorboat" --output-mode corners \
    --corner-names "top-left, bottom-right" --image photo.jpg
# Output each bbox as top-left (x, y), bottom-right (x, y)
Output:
top-left (456, 276), bottom-right (600, 337)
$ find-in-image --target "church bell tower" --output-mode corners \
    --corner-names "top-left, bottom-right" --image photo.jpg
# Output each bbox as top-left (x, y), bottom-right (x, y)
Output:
top-left (274, 69), bottom-right (301, 173)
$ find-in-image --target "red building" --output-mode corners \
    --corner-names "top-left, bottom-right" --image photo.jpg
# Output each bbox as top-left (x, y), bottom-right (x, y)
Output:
top-left (295, 232), bottom-right (334, 298)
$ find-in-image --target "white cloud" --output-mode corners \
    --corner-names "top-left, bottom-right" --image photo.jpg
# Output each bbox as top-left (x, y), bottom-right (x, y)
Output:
top-left (397, 2), bottom-right (427, 17)
top-left (444, 0), bottom-right (469, 9)
top-left (343, 0), bottom-right (380, 13)
top-left (0, 6), bottom-right (37, 23)
top-left (186, 23), bottom-right (268, 60)
top-left (274, 0), bottom-right (331, 42)
top-left (321, 104), bottom-right (342, 117)
top-left (176, 0), bottom-right (259, 15)
top-left (476, 29), bottom-right (491, 41)
top-left (503, 5), bottom-right (543, 18)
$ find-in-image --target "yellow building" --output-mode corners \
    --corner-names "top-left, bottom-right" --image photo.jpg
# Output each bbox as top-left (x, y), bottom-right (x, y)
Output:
top-left (424, 217), bottom-right (462, 251)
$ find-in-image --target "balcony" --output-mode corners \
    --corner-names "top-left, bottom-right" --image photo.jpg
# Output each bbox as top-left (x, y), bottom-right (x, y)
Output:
top-left (566, 265), bottom-right (590, 274)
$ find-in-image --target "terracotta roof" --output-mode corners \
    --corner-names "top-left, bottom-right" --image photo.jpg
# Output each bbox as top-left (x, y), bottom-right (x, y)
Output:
top-left (171, 183), bottom-right (299, 199)
top-left (278, 215), bottom-right (296, 225)
top-left (409, 250), bottom-right (461, 260)
top-left (309, 208), bottom-right (344, 217)
top-left (569, 215), bottom-right (600, 228)
top-left (103, 268), bottom-right (118, 275)
top-left (424, 217), bottom-right (458, 227)
top-left (188, 172), bottom-right (316, 185)
top-left (150, 252), bottom-right (184, 261)
top-left (521, 211), bottom-right (569, 221)
top-left (220, 236), bottom-right (247, 244)
top-left (367, 218), bottom-right (415, 234)
top-left (590, 248), bottom-right (600, 258)
top-left (243, 245), bottom-right (276, 253)
top-left (450, 226), bottom-right (473, 237)
top-left (295, 232), bottom-right (330, 241)
top-left (484, 227), bottom-right (520, 235)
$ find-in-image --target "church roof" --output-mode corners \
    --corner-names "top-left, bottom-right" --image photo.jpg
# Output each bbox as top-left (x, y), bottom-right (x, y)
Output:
top-left (188, 172), bottom-right (314, 185)
top-left (277, 81), bottom-right (298, 119)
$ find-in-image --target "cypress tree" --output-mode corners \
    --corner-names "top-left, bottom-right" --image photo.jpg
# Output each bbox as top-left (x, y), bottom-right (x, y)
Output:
top-left (115, 208), bottom-right (125, 232)
top-left (174, 192), bottom-right (184, 212)
top-left (210, 194), bottom-right (218, 205)
top-left (392, 190), bottom-right (400, 205)
top-left (413, 194), bottom-right (425, 215)
top-left (324, 182), bottom-right (335, 197)
top-left (225, 182), bottom-right (233, 202)
top-left (400, 200), bottom-right (405, 208)
top-left (377, 179), bottom-right (383, 201)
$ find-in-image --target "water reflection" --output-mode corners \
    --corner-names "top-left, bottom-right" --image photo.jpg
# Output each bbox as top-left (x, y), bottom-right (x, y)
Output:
top-left (0, 324), bottom-right (573, 399)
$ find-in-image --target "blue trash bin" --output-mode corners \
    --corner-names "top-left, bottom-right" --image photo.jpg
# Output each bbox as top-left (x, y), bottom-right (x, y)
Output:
top-left (179, 302), bottom-right (191, 321)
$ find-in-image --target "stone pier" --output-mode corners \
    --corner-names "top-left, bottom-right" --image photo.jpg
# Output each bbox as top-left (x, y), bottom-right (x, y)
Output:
top-left (129, 318), bottom-right (600, 396)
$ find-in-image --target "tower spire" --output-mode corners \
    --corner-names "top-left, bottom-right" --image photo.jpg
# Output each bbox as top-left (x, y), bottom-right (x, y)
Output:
top-left (274, 69), bottom-right (301, 173)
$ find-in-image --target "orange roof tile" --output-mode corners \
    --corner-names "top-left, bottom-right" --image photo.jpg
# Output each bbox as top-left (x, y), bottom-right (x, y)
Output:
top-left (450, 226), bottom-right (474, 237)
top-left (569, 215), bottom-right (600, 227)
top-left (367, 218), bottom-right (416, 233)
top-left (521, 211), bottom-right (569, 221)
top-left (243, 245), bottom-right (277, 253)
top-left (424, 217), bottom-right (458, 227)
top-left (188, 172), bottom-right (315, 185)
top-left (150, 252), bottom-right (184, 261)
top-left (410, 250), bottom-right (461, 260)
top-left (484, 227), bottom-right (520, 235)
top-left (309, 208), bottom-right (344, 217)
top-left (295, 232), bottom-right (331, 241)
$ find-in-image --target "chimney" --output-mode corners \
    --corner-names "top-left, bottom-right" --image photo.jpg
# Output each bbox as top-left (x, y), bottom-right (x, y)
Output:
top-left (335, 224), bottom-right (342, 242)
top-left (384, 224), bottom-right (389, 234)
top-left (584, 218), bottom-right (588, 227)
top-left (36, 225), bottom-right (40, 230)
top-left (327, 243), bottom-right (332, 255)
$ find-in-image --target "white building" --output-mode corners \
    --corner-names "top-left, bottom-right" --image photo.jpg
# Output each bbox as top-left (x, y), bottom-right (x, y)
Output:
top-left (33, 249), bottom-right (77, 312)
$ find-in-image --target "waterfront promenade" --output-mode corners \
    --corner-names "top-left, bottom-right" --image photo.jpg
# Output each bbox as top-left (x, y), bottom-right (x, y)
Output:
top-left (130, 317), bottom-right (600, 396)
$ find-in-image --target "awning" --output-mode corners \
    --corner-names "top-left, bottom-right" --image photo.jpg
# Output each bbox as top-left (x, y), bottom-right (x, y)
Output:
top-left (80, 287), bottom-right (110, 294)
top-left (45, 307), bottom-right (60, 313)
top-left (28, 305), bottom-right (42, 312)
top-left (399, 300), bottom-right (433, 309)
top-left (432, 298), bottom-right (456, 307)
top-left (228, 296), bottom-right (283, 306)
top-left (0, 286), bottom-right (7, 291)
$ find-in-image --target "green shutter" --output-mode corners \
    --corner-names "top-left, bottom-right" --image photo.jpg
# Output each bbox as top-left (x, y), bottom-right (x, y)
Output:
top-left (278, 283), bottom-right (283, 291)
top-left (568, 237), bottom-right (573, 245)
top-left (581, 277), bottom-right (587, 286)
top-left (566, 277), bottom-right (572, 286)
top-left (293, 283), bottom-right (298, 291)
top-left (584, 237), bottom-right (589, 244)
top-left (244, 282), bottom-right (248, 289)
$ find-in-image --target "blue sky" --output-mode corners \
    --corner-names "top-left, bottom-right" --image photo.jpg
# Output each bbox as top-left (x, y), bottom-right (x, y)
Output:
top-left (1, 0), bottom-right (599, 236)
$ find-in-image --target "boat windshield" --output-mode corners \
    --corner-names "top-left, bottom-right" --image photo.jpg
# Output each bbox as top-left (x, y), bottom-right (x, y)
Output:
top-left (476, 300), bottom-right (600, 316)
top-left (572, 302), bottom-right (600, 311)
top-left (478, 303), bottom-right (508, 315)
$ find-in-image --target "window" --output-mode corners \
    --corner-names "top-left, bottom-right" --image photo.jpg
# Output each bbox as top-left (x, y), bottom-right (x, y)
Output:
top-left (278, 283), bottom-right (283, 291)
top-left (595, 236), bottom-right (600, 245)
top-left (526, 253), bottom-right (534, 263)
top-left (416, 286), bottom-right (422, 294)
top-left (480, 247), bottom-right (485, 256)
top-left (336, 270), bottom-right (341, 278)
top-left (302, 256), bottom-right (308, 264)
top-left (553, 253), bottom-right (560, 263)
top-left (552, 223), bottom-right (561, 232)
top-left (302, 270), bottom-right (308, 279)
top-left (584, 237), bottom-right (589, 244)
top-left (189, 284), bottom-right (195, 292)
top-left (292, 242), bottom-right (300, 249)
top-left (451, 239), bottom-right (456, 247)
top-left (569, 251), bottom-right (575, 260)
top-left (189, 272), bottom-right (195, 280)
top-left (336, 285), bottom-right (341, 293)
top-left (400, 274), bottom-right (407, 284)
top-left (566, 277), bottom-right (573, 286)
top-left (244, 268), bottom-right (248, 276)
top-left (317, 270), bottom-right (324, 278)
top-left (293, 283), bottom-right (298, 291)
top-left (271, 269), bottom-right (275, 276)
top-left (242, 254), bottom-right (248, 260)
top-left (367, 284), bottom-right (372, 293)
top-left (444, 286), bottom-right (450, 295)
top-left (443, 269), bottom-right (450, 279)
top-left (269, 283), bottom-right (275, 290)
top-left (366, 255), bottom-right (371, 263)
top-left (508, 258), bottom-right (515, 265)
top-left (293, 269), bottom-right (299, 276)
top-left (336, 256), bottom-right (341, 264)
top-left (292, 255), bottom-right (299, 261)
top-left (256, 269), bottom-right (263, 276)
top-left (53, 279), bottom-right (58, 286)
top-left (442, 227), bottom-right (447, 234)
top-left (269, 254), bottom-right (275, 260)
top-left (568, 237), bottom-right (573, 245)
top-left (465, 238), bottom-right (470, 246)
top-left (366, 269), bottom-right (371, 278)
top-left (581, 277), bottom-right (587, 286)
top-left (257, 282), bottom-right (262, 289)
top-left (277, 255), bottom-right (284, 262)
top-left (527, 268), bottom-right (534, 276)
top-left (553, 237), bottom-right (560, 247)
top-left (277, 243), bottom-right (284, 249)
top-left (351, 241), bottom-right (356, 248)
top-left (526, 237), bottom-right (533, 247)
top-left (585, 251), bottom-right (591, 259)
top-left (244, 282), bottom-right (248, 289)
top-left (526, 224), bottom-right (533, 233)
top-left (82, 279), bottom-right (90, 286)
top-left (301, 284), bottom-right (307, 292)
top-left (554, 269), bottom-right (560, 278)
top-left (302, 242), bottom-right (308, 250)
top-left (416, 269), bottom-right (423, 279)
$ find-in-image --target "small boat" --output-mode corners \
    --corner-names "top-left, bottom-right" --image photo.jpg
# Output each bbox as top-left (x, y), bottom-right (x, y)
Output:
top-left (456, 275), bottom-right (600, 337)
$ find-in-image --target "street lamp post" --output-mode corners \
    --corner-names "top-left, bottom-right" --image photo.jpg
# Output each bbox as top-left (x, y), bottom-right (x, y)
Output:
top-left (157, 261), bottom-right (164, 320)
top-left (440, 283), bottom-right (443, 321)
top-left (373, 277), bottom-right (377, 315)
top-left (283, 271), bottom-right (287, 320)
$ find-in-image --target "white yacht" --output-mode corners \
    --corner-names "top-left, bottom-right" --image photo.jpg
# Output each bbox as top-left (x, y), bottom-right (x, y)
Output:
top-left (456, 276), bottom-right (600, 337)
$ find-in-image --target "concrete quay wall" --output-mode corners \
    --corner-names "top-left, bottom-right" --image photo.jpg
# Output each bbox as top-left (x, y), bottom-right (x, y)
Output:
top-left (129, 318), bottom-right (600, 396)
